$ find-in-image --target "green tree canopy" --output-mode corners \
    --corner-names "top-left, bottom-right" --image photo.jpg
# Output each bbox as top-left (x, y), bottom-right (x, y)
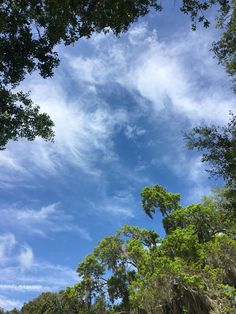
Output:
top-left (14, 181), bottom-right (236, 313)
top-left (21, 292), bottom-right (63, 314)
top-left (0, 89), bottom-right (54, 150)
top-left (185, 112), bottom-right (236, 184)
top-left (60, 186), bottom-right (235, 314)
top-left (18, 186), bottom-right (229, 314)
top-left (181, 0), bottom-right (236, 87)
top-left (185, 112), bottom-right (236, 217)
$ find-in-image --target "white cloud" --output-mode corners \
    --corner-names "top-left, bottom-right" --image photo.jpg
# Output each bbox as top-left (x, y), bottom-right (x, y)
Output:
top-left (0, 234), bottom-right (35, 270)
top-left (103, 203), bottom-right (134, 218)
top-left (18, 246), bottom-right (34, 270)
top-left (0, 78), bottom-right (129, 187)
top-left (28, 81), bottom-right (129, 172)
top-left (66, 24), bottom-right (235, 124)
top-left (91, 192), bottom-right (136, 219)
top-left (125, 125), bottom-right (146, 140)
top-left (60, 24), bottom-right (235, 200)
top-left (0, 284), bottom-right (49, 292)
top-left (0, 152), bottom-right (26, 173)
top-left (0, 234), bottom-right (16, 265)
top-left (67, 56), bottom-right (111, 84)
top-left (127, 23), bottom-right (149, 45)
top-left (161, 149), bottom-right (212, 202)
top-left (0, 295), bottom-right (22, 311)
top-left (0, 262), bottom-right (78, 310)
top-left (0, 234), bottom-right (78, 311)
top-left (0, 262), bottom-right (77, 289)
top-left (0, 203), bottom-right (91, 240)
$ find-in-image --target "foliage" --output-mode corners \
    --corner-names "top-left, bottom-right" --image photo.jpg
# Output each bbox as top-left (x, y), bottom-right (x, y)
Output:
top-left (19, 291), bottom-right (90, 314)
top-left (141, 184), bottom-right (181, 218)
top-left (185, 112), bottom-right (236, 184)
top-left (212, 0), bottom-right (236, 90)
top-left (63, 186), bottom-right (235, 314)
top-left (8, 181), bottom-right (236, 313)
top-left (181, 0), bottom-right (236, 89)
top-left (0, 0), bottom-right (161, 86)
top-left (0, 87), bottom-right (54, 150)
top-left (20, 292), bottom-right (63, 314)
top-left (185, 112), bottom-right (236, 219)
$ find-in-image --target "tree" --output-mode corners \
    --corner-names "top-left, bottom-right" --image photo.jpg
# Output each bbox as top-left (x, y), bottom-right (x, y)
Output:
top-left (181, 0), bottom-right (236, 88)
top-left (135, 185), bottom-right (236, 313)
top-left (21, 292), bottom-right (63, 314)
top-left (18, 183), bottom-right (236, 313)
top-left (0, 0), bottom-right (235, 149)
top-left (70, 225), bottom-right (159, 313)
top-left (0, 89), bottom-right (54, 150)
top-left (211, 0), bottom-right (236, 91)
top-left (63, 185), bottom-right (235, 313)
top-left (0, 308), bottom-right (20, 314)
top-left (141, 184), bottom-right (181, 218)
top-left (185, 112), bottom-right (236, 217)
top-left (185, 112), bottom-right (236, 184)
top-left (7, 310), bottom-right (20, 314)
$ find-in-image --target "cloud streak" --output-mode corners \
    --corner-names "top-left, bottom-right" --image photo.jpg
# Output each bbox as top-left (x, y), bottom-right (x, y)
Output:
top-left (0, 80), bottom-right (129, 188)
top-left (68, 24), bottom-right (235, 124)
top-left (0, 234), bottom-right (16, 265)
top-left (0, 233), bottom-right (78, 310)
top-left (0, 203), bottom-right (91, 240)
top-left (18, 246), bottom-right (34, 270)
top-left (0, 295), bottom-right (22, 311)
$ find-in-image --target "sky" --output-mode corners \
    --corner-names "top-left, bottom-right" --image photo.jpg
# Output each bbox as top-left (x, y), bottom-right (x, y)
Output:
top-left (0, 3), bottom-right (235, 310)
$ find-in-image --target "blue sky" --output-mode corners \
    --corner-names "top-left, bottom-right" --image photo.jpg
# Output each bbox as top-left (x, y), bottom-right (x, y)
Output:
top-left (0, 4), bottom-right (235, 310)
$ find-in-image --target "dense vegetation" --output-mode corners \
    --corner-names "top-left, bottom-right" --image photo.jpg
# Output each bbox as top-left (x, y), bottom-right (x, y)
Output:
top-left (1, 115), bottom-right (235, 313)
top-left (0, 0), bottom-right (235, 149)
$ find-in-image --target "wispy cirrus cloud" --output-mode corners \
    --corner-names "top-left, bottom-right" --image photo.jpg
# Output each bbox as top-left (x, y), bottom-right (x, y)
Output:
top-left (0, 234), bottom-right (16, 265)
top-left (0, 284), bottom-right (51, 292)
top-left (18, 246), bottom-right (34, 270)
top-left (0, 233), bottom-right (78, 310)
top-left (0, 79), bottom-right (129, 188)
top-left (1, 23), bottom-right (234, 189)
top-left (0, 262), bottom-right (77, 289)
top-left (0, 295), bottom-right (22, 311)
top-left (0, 233), bottom-right (35, 270)
top-left (0, 262), bottom-right (77, 290)
top-left (67, 23), bottom-right (235, 124)
top-left (0, 203), bottom-right (91, 240)
top-left (89, 191), bottom-right (137, 221)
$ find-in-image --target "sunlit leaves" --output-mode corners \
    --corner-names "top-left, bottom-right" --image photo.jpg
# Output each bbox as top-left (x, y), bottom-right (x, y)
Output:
top-left (141, 184), bottom-right (181, 218)
top-left (0, 87), bottom-right (54, 150)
